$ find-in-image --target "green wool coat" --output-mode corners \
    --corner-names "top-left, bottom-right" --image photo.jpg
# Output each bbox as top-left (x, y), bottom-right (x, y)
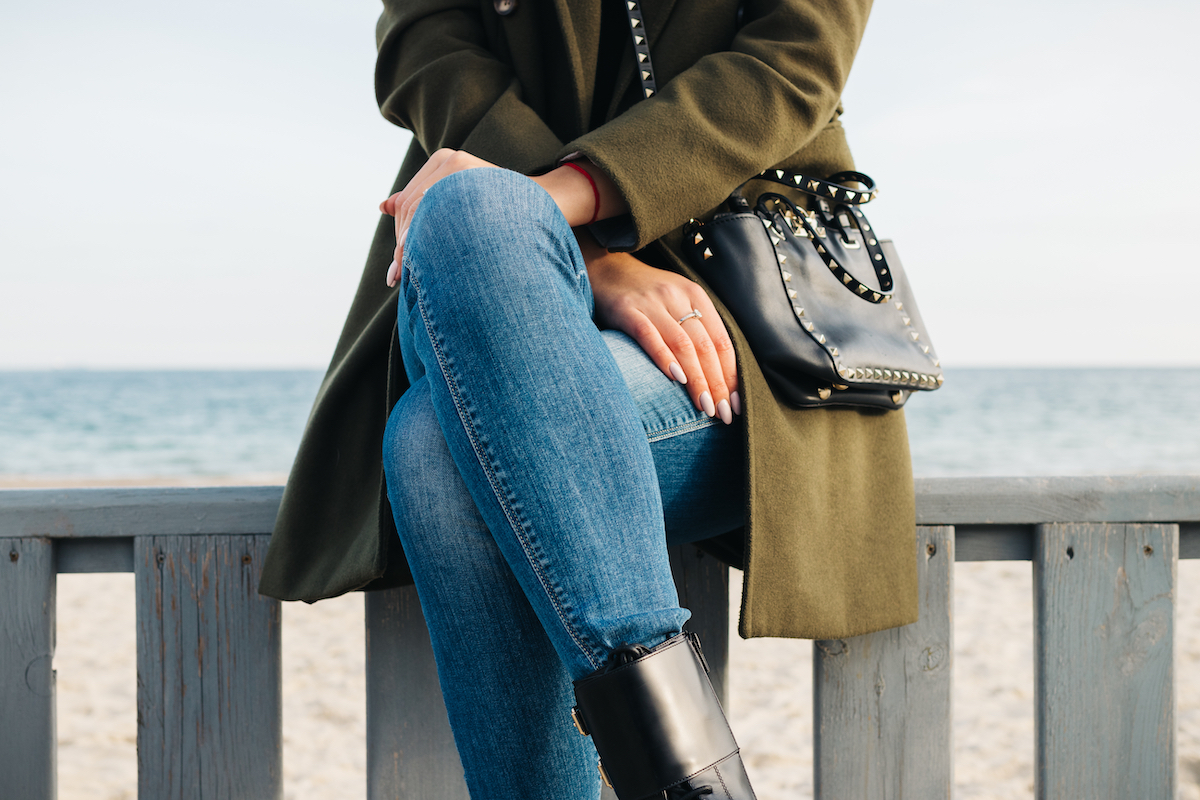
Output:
top-left (259, 0), bottom-right (918, 640)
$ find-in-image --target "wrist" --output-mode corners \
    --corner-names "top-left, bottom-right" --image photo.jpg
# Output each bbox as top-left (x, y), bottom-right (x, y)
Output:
top-left (532, 166), bottom-right (595, 227)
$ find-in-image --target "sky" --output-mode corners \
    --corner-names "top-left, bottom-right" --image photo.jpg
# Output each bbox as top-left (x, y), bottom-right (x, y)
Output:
top-left (2, 0), bottom-right (1197, 369)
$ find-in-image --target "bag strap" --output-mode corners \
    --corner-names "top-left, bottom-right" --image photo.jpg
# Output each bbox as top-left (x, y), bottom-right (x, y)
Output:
top-left (618, 2), bottom-right (877, 205)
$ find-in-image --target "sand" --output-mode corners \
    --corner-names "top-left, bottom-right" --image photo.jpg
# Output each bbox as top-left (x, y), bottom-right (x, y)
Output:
top-left (20, 477), bottom-right (1198, 798)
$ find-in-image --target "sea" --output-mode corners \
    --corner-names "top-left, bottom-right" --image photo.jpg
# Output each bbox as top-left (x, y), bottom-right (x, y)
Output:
top-left (1, 368), bottom-right (1198, 480)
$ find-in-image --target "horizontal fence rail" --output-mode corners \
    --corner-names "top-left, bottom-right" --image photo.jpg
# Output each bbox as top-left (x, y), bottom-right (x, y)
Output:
top-left (1, 476), bottom-right (1197, 799)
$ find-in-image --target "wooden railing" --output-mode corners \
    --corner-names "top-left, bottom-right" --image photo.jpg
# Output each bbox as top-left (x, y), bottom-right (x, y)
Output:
top-left (2, 476), bottom-right (1196, 799)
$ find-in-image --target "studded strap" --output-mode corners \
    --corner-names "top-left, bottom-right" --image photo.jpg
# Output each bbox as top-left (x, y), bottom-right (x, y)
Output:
top-left (620, 3), bottom-right (876, 207)
top-left (622, 1), bottom-right (658, 100)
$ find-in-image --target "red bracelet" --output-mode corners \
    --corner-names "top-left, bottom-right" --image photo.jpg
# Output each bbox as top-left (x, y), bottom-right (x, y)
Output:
top-left (562, 161), bottom-right (601, 225)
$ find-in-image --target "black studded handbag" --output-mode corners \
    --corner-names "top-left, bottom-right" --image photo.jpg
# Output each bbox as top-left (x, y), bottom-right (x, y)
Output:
top-left (619, 0), bottom-right (943, 409)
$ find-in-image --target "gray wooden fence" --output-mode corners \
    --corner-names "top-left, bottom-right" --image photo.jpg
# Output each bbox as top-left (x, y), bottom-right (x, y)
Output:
top-left (2, 476), bottom-right (1196, 799)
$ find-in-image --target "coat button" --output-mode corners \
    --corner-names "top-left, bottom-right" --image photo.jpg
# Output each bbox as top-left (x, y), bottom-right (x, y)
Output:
top-left (494, 0), bottom-right (517, 14)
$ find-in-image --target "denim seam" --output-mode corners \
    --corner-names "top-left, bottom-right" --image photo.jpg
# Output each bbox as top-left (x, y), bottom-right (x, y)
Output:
top-left (645, 415), bottom-right (720, 444)
top-left (409, 269), bottom-right (604, 672)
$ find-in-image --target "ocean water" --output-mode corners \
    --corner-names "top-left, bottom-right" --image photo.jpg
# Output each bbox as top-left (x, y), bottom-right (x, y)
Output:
top-left (1, 368), bottom-right (1198, 479)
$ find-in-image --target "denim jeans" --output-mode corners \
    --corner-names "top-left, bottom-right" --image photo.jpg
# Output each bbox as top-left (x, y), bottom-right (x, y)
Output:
top-left (382, 168), bottom-right (744, 800)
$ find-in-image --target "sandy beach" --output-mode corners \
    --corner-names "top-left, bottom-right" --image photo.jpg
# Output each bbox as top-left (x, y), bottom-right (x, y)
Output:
top-left (19, 478), bottom-right (1198, 799)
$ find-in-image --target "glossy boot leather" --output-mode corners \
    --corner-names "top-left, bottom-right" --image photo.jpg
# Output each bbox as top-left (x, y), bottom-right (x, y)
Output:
top-left (571, 633), bottom-right (757, 800)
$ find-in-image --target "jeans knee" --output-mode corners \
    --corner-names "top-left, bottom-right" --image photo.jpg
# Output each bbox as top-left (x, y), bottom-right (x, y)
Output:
top-left (406, 168), bottom-right (570, 281)
top-left (382, 382), bottom-right (450, 523)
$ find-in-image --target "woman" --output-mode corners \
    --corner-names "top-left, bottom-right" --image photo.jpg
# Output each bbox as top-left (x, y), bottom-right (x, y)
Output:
top-left (261, 0), bottom-right (918, 797)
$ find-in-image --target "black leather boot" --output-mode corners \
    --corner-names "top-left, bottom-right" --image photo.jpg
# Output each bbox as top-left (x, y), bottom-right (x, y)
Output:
top-left (571, 633), bottom-right (757, 800)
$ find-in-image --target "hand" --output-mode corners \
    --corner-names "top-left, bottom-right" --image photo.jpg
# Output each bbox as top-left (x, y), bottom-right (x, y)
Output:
top-left (581, 235), bottom-right (740, 424)
top-left (379, 149), bottom-right (497, 287)
top-left (379, 150), bottom-right (628, 287)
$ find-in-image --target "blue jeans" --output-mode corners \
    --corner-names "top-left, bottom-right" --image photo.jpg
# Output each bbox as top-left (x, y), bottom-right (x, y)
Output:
top-left (382, 168), bottom-right (744, 800)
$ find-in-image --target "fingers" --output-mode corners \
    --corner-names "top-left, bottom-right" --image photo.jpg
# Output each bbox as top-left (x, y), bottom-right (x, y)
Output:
top-left (379, 149), bottom-right (490, 285)
top-left (656, 303), bottom-right (736, 424)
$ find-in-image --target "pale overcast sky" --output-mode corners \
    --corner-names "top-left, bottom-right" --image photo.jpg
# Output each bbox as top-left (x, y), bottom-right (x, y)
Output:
top-left (2, 0), bottom-right (1197, 369)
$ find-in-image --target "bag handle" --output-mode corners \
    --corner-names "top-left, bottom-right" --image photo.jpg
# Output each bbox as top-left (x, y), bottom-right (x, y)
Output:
top-left (757, 191), bottom-right (895, 302)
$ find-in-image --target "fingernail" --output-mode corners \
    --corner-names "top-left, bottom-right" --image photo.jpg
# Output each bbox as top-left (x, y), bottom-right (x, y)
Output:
top-left (717, 398), bottom-right (733, 425)
top-left (730, 391), bottom-right (742, 416)
top-left (699, 390), bottom-right (716, 418)
top-left (398, 229), bottom-right (407, 249)
top-left (669, 362), bottom-right (687, 384)
top-left (386, 259), bottom-right (399, 288)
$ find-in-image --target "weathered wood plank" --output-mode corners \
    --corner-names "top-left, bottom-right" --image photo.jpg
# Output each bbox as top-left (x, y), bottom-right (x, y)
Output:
top-left (135, 534), bottom-right (281, 800)
top-left (365, 586), bottom-right (469, 800)
top-left (1033, 523), bottom-right (1176, 800)
top-left (955, 523), bottom-right (1034, 561)
top-left (916, 475), bottom-right (1200, 524)
top-left (0, 486), bottom-right (283, 538)
top-left (56, 537), bottom-right (134, 573)
top-left (0, 537), bottom-right (57, 800)
top-left (813, 526), bottom-right (954, 799)
top-left (669, 543), bottom-right (730, 705)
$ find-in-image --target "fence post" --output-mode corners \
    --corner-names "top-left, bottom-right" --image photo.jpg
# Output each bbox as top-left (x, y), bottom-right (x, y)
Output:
top-left (1034, 523), bottom-right (1176, 800)
top-left (134, 534), bottom-right (281, 800)
top-left (0, 537), bottom-right (57, 800)
top-left (813, 525), bottom-right (955, 799)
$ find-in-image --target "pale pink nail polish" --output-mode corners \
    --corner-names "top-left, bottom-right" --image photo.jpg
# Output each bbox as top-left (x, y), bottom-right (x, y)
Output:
top-left (717, 398), bottom-right (733, 425)
top-left (699, 391), bottom-right (716, 418)
top-left (730, 391), bottom-right (742, 416)
top-left (386, 259), bottom-right (399, 287)
top-left (669, 362), bottom-right (687, 384)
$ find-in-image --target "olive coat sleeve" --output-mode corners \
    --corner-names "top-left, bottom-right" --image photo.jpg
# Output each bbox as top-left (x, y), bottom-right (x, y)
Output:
top-left (374, 0), bottom-right (565, 173)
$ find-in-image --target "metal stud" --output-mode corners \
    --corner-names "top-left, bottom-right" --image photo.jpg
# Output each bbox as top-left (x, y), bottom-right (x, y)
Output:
top-left (874, 369), bottom-right (883, 380)
top-left (869, 238), bottom-right (877, 246)
top-left (762, 218), bottom-right (773, 229)
top-left (638, 52), bottom-right (648, 62)
top-left (857, 284), bottom-right (868, 294)
top-left (936, 374), bottom-right (944, 386)
top-left (793, 175), bottom-right (803, 185)
top-left (627, 0), bottom-right (637, 8)
top-left (776, 169), bottom-right (785, 179)
top-left (782, 270), bottom-right (792, 281)
top-left (817, 334), bottom-right (826, 344)
top-left (641, 70), bottom-right (651, 80)
top-left (808, 179), bottom-right (820, 191)
top-left (830, 347), bottom-right (839, 356)
top-left (777, 253), bottom-right (787, 265)
top-left (702, 247), bottom-right (713, 260)
top-left (644, 87), bottom-right (654, 97)
top-left (816, 245), bottom-right (825, 254)
top-left (770, 234), bottom-right (781, 246)
top-left (902, 316), bottom-right (911, 326)
top-left (693, 232), bottom-right (703, 245)
top-left (825, 185), bottom-right (837, 196)
top-left (846, 191), bottom-right (856, 201)
top-left (634, 34), bottom-right (644, 44)
top-left (900, 371), bottom-right (909, 381)
top-left (787, 288), bottom-right (797, 299)
top-left (883, 370), bottom-right (892, 379)
top-left (891, 391), bottom-right (903, 405)
top-left (933, 359), bottom-right (941, 367)
top-left (804, 321), bottom-right (815, 332)
top-left (875, 254), bottom-right (883, 261)
top-left (630, 16), bottom-right (642, 26)
top-left (894, 301), bottom-right (904, 310)
top-left (842, 273), bottom-right (853, 285)
top-left (818, 387), bottom-right (832, 400)
top-left (871, 292), bottom-right (881, 302)
top-left (793, 305), bottom-right (805, 316)
top-left (910, 331), bottom-right (920, 341)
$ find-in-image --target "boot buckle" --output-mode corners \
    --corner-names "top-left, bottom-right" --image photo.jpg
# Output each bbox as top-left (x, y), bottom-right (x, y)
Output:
top-left (598, 759), bottom-right (613, 788)
top-left (571, 706), bottom-right (590, 736)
